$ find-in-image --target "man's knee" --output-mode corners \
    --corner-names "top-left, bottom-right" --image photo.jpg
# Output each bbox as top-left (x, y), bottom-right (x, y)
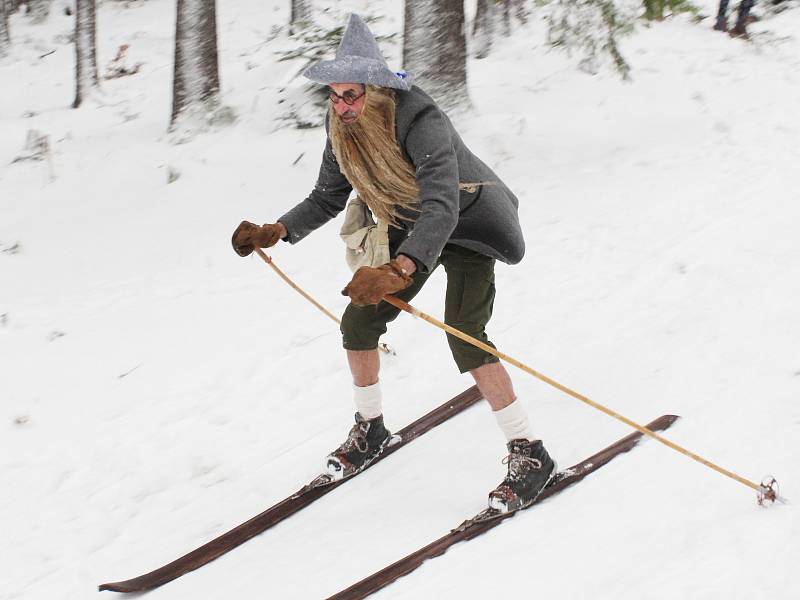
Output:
top-left (341, 306), bottom-right (380, 350)
top-left (341, 302), bottom-right (399, 351)
top-left (445, 323), bottom-right (499, 373)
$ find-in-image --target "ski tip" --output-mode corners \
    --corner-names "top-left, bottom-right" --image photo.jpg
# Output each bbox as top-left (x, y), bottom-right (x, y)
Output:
top-left (645, 414), bottom-right (681, 433)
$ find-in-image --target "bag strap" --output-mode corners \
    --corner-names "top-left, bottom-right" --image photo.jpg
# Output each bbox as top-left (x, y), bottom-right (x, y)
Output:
top-left (458, 181), bottom-right (497, 194)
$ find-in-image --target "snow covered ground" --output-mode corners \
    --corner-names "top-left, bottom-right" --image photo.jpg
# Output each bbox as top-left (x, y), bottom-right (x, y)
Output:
top-left (2, 1), bottom-right (799, 598)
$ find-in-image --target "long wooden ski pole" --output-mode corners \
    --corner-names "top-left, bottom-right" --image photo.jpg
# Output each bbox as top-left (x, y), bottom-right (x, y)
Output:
top-left (250, 251), bottom-right (781, 504)
top-left (253, 249), bottom-right (393, 355)
top-left (254, 248), bottom-right (340, 323)
top-left (382, 295), bottom-right (784, 505)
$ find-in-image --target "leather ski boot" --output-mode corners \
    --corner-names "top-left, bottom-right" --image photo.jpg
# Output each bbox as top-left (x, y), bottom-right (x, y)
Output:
top-left (488, 439), bottom-right (558, 513)
top-left (327, 413), bottom-right (392, 480)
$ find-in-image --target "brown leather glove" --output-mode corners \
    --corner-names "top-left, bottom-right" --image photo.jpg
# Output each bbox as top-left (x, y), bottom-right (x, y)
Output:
top-left (231, 221), bottom-right (284, 257)
top-left (342, 260), bottom-right (414, 306)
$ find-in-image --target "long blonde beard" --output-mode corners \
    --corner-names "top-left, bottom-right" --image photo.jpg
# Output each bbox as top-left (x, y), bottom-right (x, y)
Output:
top-left (329, 86), bottom-right (420, 227)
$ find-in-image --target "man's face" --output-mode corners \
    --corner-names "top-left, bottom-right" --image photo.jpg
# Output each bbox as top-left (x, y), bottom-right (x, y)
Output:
top-left (329, 83), bottom-right (366, 124)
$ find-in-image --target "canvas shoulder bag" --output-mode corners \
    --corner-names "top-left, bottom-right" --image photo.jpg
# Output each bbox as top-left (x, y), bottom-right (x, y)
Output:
top-left (339, 196), bottom-right (390, 273)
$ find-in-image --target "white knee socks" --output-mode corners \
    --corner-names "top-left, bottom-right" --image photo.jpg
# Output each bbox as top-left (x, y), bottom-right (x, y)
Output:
top-left (353, 381), bottom-right (383, 420)
top-left (354, 384), bottom-right (533, 440)
top-left (493, 399), bottom-right (534, 442)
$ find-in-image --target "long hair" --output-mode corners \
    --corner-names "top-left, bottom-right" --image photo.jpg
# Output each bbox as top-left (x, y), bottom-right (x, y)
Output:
top-left (328, 85), bottom-right (419, 227)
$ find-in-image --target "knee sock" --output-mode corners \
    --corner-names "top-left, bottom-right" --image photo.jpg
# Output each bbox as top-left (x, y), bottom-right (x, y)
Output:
top-left (353, 381), bottom-right (382, 420)
top-left (493, 399), bottom-right (534, 442)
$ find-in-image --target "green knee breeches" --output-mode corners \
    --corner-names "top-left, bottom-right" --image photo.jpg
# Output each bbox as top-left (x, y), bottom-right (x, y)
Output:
top-left (341, 244), bottom-right (500, 373)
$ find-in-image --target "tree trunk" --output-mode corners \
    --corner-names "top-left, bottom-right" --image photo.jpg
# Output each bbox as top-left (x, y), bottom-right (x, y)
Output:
top-left (514, 0), bottom-right (528, 25)
top-left (1, 0), bottom-right (11, 58)
top-left (472, 0), bottom-right (495, 59)
top-left (72, 0), bottom-right (99, 108)
top-left (289, 0), bottom-right (311, 35)
top-left (501, 0), bottom-right (512, 37)
top-left (643, 0), bottom-right (665, 20)
top-left (403, 0), bottom-right (469, 113)
top-left (28, 0), bottom-right (50, 23)
top-left (473, 0), bottom-right (524, 60)
top-left (170, 0), bottom-right (221, 130)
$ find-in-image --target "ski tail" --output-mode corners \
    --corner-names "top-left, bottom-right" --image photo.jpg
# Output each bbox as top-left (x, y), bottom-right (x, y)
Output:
top-left (98, 386), bottom-right (483, 593)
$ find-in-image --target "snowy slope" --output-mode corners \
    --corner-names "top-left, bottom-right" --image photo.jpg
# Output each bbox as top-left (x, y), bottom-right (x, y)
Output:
top-left (1, 1), bottom-right (799, 599)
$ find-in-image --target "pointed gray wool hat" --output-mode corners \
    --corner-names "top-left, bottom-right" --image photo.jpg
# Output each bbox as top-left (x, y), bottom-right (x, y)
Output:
top-left (303, 14), bottom-right (412, 91)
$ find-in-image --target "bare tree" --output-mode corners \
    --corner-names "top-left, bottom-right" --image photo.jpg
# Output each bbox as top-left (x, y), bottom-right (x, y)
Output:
top-left (73, 0), bottom-right (99, 107)
top-left (1, 0), bottom-right (11, 58)
top-left (28, 0), bottom-right (50, 23)
top-left (500, 0), bottom-right (512, 37)
top-left (170, 0), bottom-right (221, 130)
top-left (289, 0), bottom-right (311, 35)
top-left (645, 0), bottom-right (700, 21)
top-left (472, 0), bottom-right (497, 59)
top-left (513, 0), bottom-right (528, 25)
top-left (643, 0), bottom-right (664, 20)
top-left (403, 0), bottom-right (469, 112)
top-left (472, 0), bottom-right (528, 60)
top-left (545, 0), bottom-right (636, 79)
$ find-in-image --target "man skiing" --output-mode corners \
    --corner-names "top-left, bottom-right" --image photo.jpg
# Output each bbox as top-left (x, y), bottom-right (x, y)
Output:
top-left (232, 14), bottom-right (556, 512)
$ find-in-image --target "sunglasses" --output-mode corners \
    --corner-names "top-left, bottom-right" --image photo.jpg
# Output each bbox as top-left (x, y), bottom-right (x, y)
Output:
top-left (328, 87), bottom-right (366, 106)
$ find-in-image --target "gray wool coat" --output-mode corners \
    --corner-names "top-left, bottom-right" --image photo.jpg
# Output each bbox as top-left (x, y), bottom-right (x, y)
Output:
top-left (278, 86), bottom-right (525, 273)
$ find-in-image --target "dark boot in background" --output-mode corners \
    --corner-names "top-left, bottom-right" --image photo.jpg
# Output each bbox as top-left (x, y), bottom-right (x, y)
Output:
top-left (714, 0), bottom-right (730, 31)
top-left (730, 0), bottom-right (755, 38)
